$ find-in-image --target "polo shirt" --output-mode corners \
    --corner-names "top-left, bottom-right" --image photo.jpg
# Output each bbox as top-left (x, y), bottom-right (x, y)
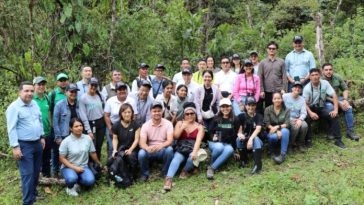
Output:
top-left (214, 69), bottom-right (237, 93)
top-left (302, 79), bottom-right (335, 107)
top-left (33, 93), bottom-right (51, 136)
top-left (104, 96), bottom-right (138, 124)
top-left (140, 118), bottom-right (173, 146)
top-left (172, 71), bottom-right (183, 85)
top-left (285, 49), bottom-right (316, 79)
top-left (48, 87), bottom-right (66, 110)
top-left (321, 73), bottom-right (348, 97)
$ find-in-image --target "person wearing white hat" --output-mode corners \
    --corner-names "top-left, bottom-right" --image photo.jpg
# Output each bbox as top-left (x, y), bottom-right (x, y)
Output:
top-left (206, 98), bottom-right (240, 180)
top-left (163, 102), bottom-right (204, 191)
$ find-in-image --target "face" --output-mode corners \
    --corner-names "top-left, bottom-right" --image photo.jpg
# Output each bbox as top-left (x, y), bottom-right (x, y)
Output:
top-left (34, 81), bottom-right (46, 94)
top-left (272, 93), bottom-right (283, 106)
top-left (245, 103), bottom-right (256, 114)
top-left (267, 44), bottom-right (277, 56)
top-left (70, 121), bottom-right (83, 136)
top-left (182, 73), bottom-right (192, 83)
top-left (19, 84), bottom-right (34, 103)
top-left (181, 60), bottom-right (190, 69)
top-left (121, 107), bottom-right (133, 122)
top-left (154, 68), bottom-right (164, 78)
top-left (177, 87), bottom-right (187, 98)
top-left (82, 67), bottom-right (93, 79)
top-left (233, 58), bottom-right (240, 66)
top-left (250, 54), bottom-right (258, 63)
top-left (112, 71), bottom-right (122, 83)
top-left (207, 57), bottom-right (214, 68)
top-left (292, 85), bottom-right (302, 96)
top-left (164, 84), bottom-right (173, 96)
top-left (244, 64), bottom-right (253, 74)
top-left (203, 72), bottom-right (212, 85)
top-left (57, 78), bottom-right (69, 89)
top-left (309, 71), bottom-right (321, 84)
top-left (139, 67), bottom-right (148, 77)
top-left (220, 105), bottom-right (232, 116)
top-left (221, 58), bottom-right (230, 71)
top-left (138, 86), bottom-right (150, 99)
top-left (116, 88), bottom-right (127, 101)
top-left (197, 61), bottom-right (207, 71)
top-left (184, 110), bottom-right (196, 122)
top-left (322, 65), bottom-right (334, 78)
top-left (67, 90), bottom-right (78, 101)
top-left (293, 41), bottom-right (304, 51)
top-left (151, 107), bottom-right (163, 120)
top-left (89, 84), bottom-right (98, 94)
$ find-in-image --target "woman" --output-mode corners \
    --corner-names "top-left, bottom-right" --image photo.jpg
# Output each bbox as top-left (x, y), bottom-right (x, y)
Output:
top-left (232, 59), bottom-right (260, 116)
top-left (236, 97), bottom-right (263, 174)
top-left (59, 118), bottom-right (102, 196)
top-left (206, 98), bottom-right (240, 180)
top-left (111, 103), bottom-right (141, 181)
top-left (164, 102), bottom-right (204, 191)
top-left (206, 56), bottom-right (220, 73)
top-left (155, 80), bottom-right (178, 122)
top-left (79, 77), bottom-right (106, 160)
top-left (175, 84), bottom-right (190, 121)
top-left (231, 54), bottom-right (242, 74)
top-left (194, 70), bottom-right (220, 138)
top-left (264, 92), bottom-right (290, 164)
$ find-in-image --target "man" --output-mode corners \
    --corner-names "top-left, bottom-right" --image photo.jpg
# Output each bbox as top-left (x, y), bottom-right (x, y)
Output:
top-left (172, 58), bottom-right (191, 86)
top-left (131, 63), bottom-right (153, 97)
top-left (283, 81), bottom-right (308, 151)
top-left (321, 63), bottom-right (359, 141)
top-left (138, 101), bottom-right (174, 182)
top-left (258, 41), bottom-right (287, 108)
top-left (151, 64), bottom-right (166, 98)
top-left (192, 58), bottom-right (208, 85)
top-left (176, 68), bottom-right (199, 102)
top-left (303, 68), bottom-right (346, 149)
top-left (104, 82), bottom-right (138, 155)
top-left (249, 51), bottom-right (260, 75)
top-left (285, 35), bottom-right (316, 91)
top-left (76, 65), bottom-right (93, 99)
top-left (52, 84), bottom-right (80, 175)
top-left (6, 81), bottom-right (45, 205)
top-left (130, 80), bottom-right (154, 124)
top-left (214, 56), bottom-right (237, 99)
top-left (49, 73), bottom-right (69, 114)
top-left (101, 69), bottom-right (130, 101)
top-left (33, 76), bottom-right (52, 178)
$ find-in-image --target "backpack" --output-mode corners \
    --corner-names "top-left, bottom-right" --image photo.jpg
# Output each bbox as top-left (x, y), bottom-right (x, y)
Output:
top-left (106, 149), bottom-right (133, 189)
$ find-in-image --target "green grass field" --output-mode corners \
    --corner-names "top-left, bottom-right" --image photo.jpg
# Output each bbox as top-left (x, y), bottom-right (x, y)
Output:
top-left (1, 128), bottom-right (363, 205)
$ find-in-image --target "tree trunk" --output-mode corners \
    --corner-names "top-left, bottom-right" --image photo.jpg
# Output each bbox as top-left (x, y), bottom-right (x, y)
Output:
top-left (107, 0), bottom-right (116, 70)
top-left (38, 177), bottom-right (66, 186)
top-left (315, 12), bottom-right (325, 67)
top-left (28, 0), bottom-right (36, 75)
top-left (245, 0), bottom-right (253, 28)
top-left (330, 0), bottom-right (343, 34)
top-left (199, 0), bottom-right (209, 55)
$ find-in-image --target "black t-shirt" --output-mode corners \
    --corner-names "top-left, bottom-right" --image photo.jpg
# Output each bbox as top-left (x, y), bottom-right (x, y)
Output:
top-left (202, 87), bottom-right (213, 111)
top-left (238, 112), bottom-right (263, 137)
top-left (112, 121), bottom-right (141, 150)
top-left (210, 117), bottom-right (240, 146)
top-left (68, 101), bottom-right (78, 119)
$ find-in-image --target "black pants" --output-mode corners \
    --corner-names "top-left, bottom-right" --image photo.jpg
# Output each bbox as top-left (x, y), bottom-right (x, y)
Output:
top-left (89, 118), bottom-right (106, 160)
top-left (264, 92), bottom-right (273, 109)
top-left (305, 107), bottom-right (342, 142)
top-left (41, 135), bottom-right (52, 177)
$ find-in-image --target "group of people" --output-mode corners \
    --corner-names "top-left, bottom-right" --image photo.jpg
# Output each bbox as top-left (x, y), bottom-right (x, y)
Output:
top-left (6, 35), bottom-right (360, 204)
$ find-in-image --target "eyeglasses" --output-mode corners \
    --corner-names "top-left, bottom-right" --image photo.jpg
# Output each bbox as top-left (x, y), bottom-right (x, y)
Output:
top-left (221, 61), bottom-right (229, 64)
top-left (140, 67), bottom-right (148, 70)
top-left (267, 47), bottom-right (277, 50)
top-left (37, 82), bottom-right (46, 86)
top-left (184, 112), bottom-right (195, 116)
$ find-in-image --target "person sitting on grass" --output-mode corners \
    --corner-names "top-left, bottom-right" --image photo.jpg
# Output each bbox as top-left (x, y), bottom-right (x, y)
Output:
top-left (236, 97), bottom-right (263, 174)
top-left (164, 102), bottom-right (204, 191)
top-left (206, 98), bottom-right (240, 180)
top-left (59, 118), bottom-right (102, 197)
top-left (264, 92), bottom-right (290, 164)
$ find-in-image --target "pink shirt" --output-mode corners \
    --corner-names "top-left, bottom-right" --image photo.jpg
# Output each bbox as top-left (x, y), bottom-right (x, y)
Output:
top-left (232, 74), bottom-right (260, 102)
top-left (140, 118), bottom-right (173, 146)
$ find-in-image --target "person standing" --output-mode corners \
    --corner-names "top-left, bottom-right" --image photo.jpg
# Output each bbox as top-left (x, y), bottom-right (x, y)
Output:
top-left (214, 56), bottom-right (237, 99)
top-left (130, 80), bottom-right (153, 124)
top-left (131, 63), bottom-right (153, 96)
top-left (176, 68), bottom-right (199, 102)
top-left (173, 58), bottom-right (191, 86)
top-left (101, 69), bottom-right (130, 101)
top-left (249, 51), bottom-right (260, 75)
top-left (192, 58), bottom-right (208, 85)
top-left (258, 41), bottom-right (287, 108)
top-left (151, 64), bottom-right (166, 98)
top-left (231, 54), bottom-right (243, 74)
top-left (76, 65), bottom-right (93, 99)
top-left (285, 35), bottom-right (316, 91)
top-left (33, 77), bottom-right (52, 178)
top-left (6, 81), bottom-right (45, 205)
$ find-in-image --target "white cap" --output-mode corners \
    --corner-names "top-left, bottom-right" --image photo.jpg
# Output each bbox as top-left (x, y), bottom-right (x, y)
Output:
top-left (219, 98), bottom-right (232, 106)
top-left (192, 149), bottom-right (208, 166)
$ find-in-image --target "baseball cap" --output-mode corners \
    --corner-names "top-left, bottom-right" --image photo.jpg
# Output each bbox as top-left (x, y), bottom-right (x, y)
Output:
top-left (246, 96), bottom-right (257, 105)
top-left (232, 54), bottom-right (240, 59)
top-left (219, 98), bottom-right (232, 106)
top-left (115, 82), bottom-right (128, 90)
top-left (244, 59), bottom-right (253, 65)
top-left (250, 51), bottom-right (258, 56)
top-left (56, 73), bottom-right (69, 81)
top-left (293, 35), bottom-right (303, 42)
top-left (89, 77), bottom-right (99, 85)
top-left (140, 80), bottom-right (151, 88)
top-left (293, 81), bottom-right (303, 88)
top-left (182, 68), bottom-right (192, 74)
top-left (66, 84), bottom-right (79, 91)
top-left (33, 76), bottom-right (47, 85)
top-left (155, 64), bottom-right (165, 70)
top-left (151, 100), bottom-right (163, 110)
top-left (139, 63), bottom-right (149, 69)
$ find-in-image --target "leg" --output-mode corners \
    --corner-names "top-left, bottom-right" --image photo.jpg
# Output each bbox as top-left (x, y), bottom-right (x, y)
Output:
top-left (105, 128), bottom-right (113, 158)
top-left (297, 121), bottom-right (308, 146)
top-left (208, 141), bottom-right (224, 163)
top-left (265, 92), bottom-right (273, 108)
top-left (211, 144), bottom-right (234, 170)
top-left (267, 133), bottom-right (279, 154)
top-left (182, 154), bottom-right (195, 172)
top-left (280, 128), bottom-right (290, 156)
top-left (236, 137), bottom-right (248, 167)
top-left (52, 140), bottom-right (60, 176)
top-left (78, 167), bottom-right (95, 187)
top-left (251, 137), bottom-right (263, 174)
top-left (42, 136), bottom-right (52, 177)
top-left (94, 120), bottom-right (106, 160)
top-left (138, 149), bottom-right (150, 177)
top-left (161, 146), bottom-right (174, 176)
top-left (166, 152), bottom-right (185, 178)
top-left (61, 168), bottom-right (79, 188)
top-left (289, 121), bottom-right (300, 146)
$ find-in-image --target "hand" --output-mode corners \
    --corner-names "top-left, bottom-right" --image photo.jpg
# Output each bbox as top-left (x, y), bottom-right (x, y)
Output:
top-left (153, 144), bottom-right (164, 152)
top-left (180, 121), bottom-right (188, 130)
top-left (309, 112), bottom-right (319, 120)
top-left (212, 135), bottom-right (218, 142)
top-left (124, 149), bottom-right (133, 156)
top-left (247, 138), bottom-right (253, 150)
top-left (55, 138), bottom-right (63, 145)
top-left (112, 150), bottom-right (118, 158)
top-left (74, 166), bottom-right (84, 173)
top-left (191, 151), bottom-right (197, 160)
top-left (269, 126), bottom-right (278, 134)
top-left (280, 89), bottom-right (285, 95)
top-left (277, 131), bottom-right (282, 140)
top-left (260, 92), bottom-right (265, 99)
top-left (198, 119), bottom-right (204, 125)
top-left (237, 133), bottom-right (245, 141)
top-left (329, 110), bottom-right (338, 118)
top-left (88, 132), bottom-right (94, 140)
top-left (145, 146), bottom-right (154, 153)
top-left (300, 78), bottom-right (306, 84)
top-left (40, 138), bottom-right (45, 150)
top-left (12, 147), bottom-right (23, 160)
top-left (340, 100), bottom-right (350, 111)
top-left (294, 119), bottom-right (302, 128)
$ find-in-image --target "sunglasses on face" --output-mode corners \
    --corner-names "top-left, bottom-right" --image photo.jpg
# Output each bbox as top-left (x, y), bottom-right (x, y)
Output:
top-left (221, 61), bottom-right (230, 64)
top-left (69, 90), bottom-right (78, 94)
top-left (184, 112), bottom-right (195, 116)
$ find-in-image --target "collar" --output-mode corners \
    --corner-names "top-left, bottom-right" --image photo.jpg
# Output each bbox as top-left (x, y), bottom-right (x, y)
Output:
top-left (151, 119), bottom-right (163, 127)
top-left (17, 97), bottom-right (32, 107)
top-left (293, 48), bottom-right (307, 53)
top-left (33, 93), bottom-right (46, 100)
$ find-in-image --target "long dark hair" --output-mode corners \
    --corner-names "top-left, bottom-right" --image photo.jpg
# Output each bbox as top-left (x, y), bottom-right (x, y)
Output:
top-left (69, 117), bottom-right (84, 129)
top-left (118, 103), bottom-right (135, 121)
top-left (215, 105), bottom-right (235, 122)
top-left (272, 91), bottom-right (286, 110)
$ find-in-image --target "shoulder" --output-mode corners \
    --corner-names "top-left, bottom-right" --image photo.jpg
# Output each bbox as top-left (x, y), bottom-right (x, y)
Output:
top-left (333, 73), bottom-right (344, 81)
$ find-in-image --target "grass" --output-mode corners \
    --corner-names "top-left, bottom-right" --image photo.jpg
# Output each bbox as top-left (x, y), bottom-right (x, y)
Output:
top-left (1, 122), bottom-right (364, 204)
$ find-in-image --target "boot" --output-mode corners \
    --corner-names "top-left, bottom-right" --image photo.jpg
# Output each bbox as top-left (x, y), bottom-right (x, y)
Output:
top-left (238, 149), bottom-right (248, 168)
top-left (250, 149), bottom-right (262, 175)
top-left (347, 129), bottom-right (360, 141)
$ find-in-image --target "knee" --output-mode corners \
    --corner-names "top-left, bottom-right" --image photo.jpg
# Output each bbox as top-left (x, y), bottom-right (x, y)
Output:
top-left (253, 138), bottom-right (263, 148)
top-left (82, 176), bottom-right (95, 187)
top-left (64, 174), bottom-right (78, 185)
top-left (164, 146), bottom-right (174, 157)
top-left (281, 128), bottom-right (290, 136)
top-left (138, 149), bottom-right (147, 160)
top-left (301, 121), bottom-right (308, 129)
top-left (214, 143), bottom-right (224, 153)
top-left (225, 145), bottom-right (234, 155)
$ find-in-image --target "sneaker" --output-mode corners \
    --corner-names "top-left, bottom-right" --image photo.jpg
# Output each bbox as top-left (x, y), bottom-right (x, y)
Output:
top-left (206, 166), bottom-right (214, 180)
top-left (305, 140), bottom-right (313, 148)
top-left (298, 145), bottom-right (307, 153)
top-left (163, 177), bottom-right (172, 191)
top-left (74, 184), bottom-right (80, 193)
top-left (179, 170), bottom-right (188, 179)
top-left (140, 175), bottom-right (149, 183)
top-left (346, 130), bottom-right (360, 141)
top-left (273, 154), bottom-right (286, 165)
top-left (334, 140), bottom-right (346, 149)
top-left (66, 186), bottom-right (79, 197)
top-left (327, 135), bottom-right (335, 140)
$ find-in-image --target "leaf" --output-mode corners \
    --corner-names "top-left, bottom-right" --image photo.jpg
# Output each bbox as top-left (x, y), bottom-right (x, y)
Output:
top-left (64, 4), bottom-right (73, 18)
top-left (33, 63), bottom-right (42, 75)
top-left (82, 43), bottom-right (90, 56)
top-left (60, 14), bottom-right (66, 24)
top-left (75, 22), bottom-right (81, 33)
top-left (66, 41), bottom-right (73, 53)
top-left (24, 51), bottom-right (32, 63)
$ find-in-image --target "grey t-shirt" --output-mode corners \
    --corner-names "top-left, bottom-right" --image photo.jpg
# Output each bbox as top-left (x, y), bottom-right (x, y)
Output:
top-left (283, 93), bottom-right (307, 120)
top-left (79, 93), bottom-right (104, 133)
top-left (302, 79), bottom-right (335, 107)
top-left (59, 134), bottom-right (96, 168)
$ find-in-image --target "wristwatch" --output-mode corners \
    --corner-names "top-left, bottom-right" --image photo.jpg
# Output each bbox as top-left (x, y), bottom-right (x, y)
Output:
top-left (278, 125), bottom-right (282, 130)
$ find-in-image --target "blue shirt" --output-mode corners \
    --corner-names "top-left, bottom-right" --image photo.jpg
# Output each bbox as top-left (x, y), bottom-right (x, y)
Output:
top-left (6, 98), bottom-right (44, 147)
top-left (76, 80), bottom-right (89, 99)
top-left (285, 49), bottom-right (316, 79)
top-left (53, 99), bottom-right (80, 139)
top-left (283, 93), bottom-right (307, 121)
top-left (151, 76), bottom-right (164, 98)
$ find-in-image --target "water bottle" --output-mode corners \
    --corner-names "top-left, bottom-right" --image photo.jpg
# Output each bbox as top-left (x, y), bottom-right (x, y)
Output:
top-left (115, 175), bottom-right (123, 182)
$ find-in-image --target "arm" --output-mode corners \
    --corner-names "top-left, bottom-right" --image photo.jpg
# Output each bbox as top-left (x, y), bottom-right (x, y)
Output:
top-left (194, 87), bottom-right (203, 122)
top-left (112, 134), bottom-right (119, 157)
top-left (125, 127), bottom-right (140, 155)
top-left (101, 86), bottom-right (108, 100)
top-left (59, 155), bottom-right (84, 173)
top-left (232, 75), bottom-right (241, 101)
top-left (282, 61), bottom-right (288, 92)
top-left (191, 125), bottom-right (205, 160)
top-left (138, 125), bottom-right (150, 151)
top-left (89, 152), bottom-right (101, 165)
top-left (258, 63), bottom-right (264, 93)
top-left (329, 93), bottom-right (339, 118)
top-left (78, 98), bottom-right (92, 134)
top-left (254, 75), bottom-right (261, 102)
top-left (285, 56), bottom-right (294, 83)
top-left (104, 112), bottom-right (113, 134)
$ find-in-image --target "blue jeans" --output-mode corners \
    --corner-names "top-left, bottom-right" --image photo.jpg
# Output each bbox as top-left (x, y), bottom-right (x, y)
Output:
top-left (232, 100), bottom-right (244, 116)
top-left (166, 151), bottom-right (195, 178)
top-left (208, 141), bottom-right (234, 170)
top-left (267, 128), bottom-right (290, 155)
top-left (61, 167), bottom-right (95, 188)
top-left (325, 101), bottom-right (354, 132)
top-left (236, 137), bottom-right (263, 150)
top-left (138, 146), bottom-right (174, 177)
top-left (18, 140), bottom-right (43, 205)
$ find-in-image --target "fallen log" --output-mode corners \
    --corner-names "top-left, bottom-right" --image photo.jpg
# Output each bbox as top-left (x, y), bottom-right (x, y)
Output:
top-left (39, 177), bottom-right (65, 186)
top-left (0, 152), bottom-right (10, 158)
top-left (352, 98), bottom-right (364, 109)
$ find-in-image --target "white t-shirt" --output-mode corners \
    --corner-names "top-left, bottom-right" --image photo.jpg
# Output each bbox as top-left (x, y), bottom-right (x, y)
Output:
top-left (172, 72), bottom-right (183, 85)
top-left (214, 70), bottom-right (237, 93)
top-left (104, 96), bottom-right (138, 124)
top-left (176, 80), bottom-right (200, 102)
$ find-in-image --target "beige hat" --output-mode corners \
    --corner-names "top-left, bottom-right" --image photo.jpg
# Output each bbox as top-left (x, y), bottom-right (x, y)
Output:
top-left (219, 98), bottom-right (232, 107)
top-left (193, 149), bottom-right (208, 167)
